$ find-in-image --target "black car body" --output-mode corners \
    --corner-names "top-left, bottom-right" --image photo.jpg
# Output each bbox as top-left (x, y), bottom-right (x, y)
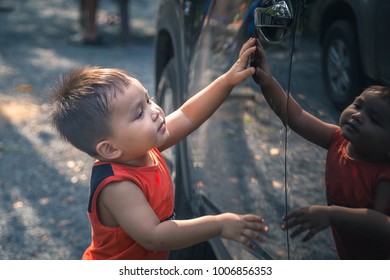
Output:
top-left (307, 0), bottom-right (390, 110)
top-left (154, 0), bottom-right (338, 259)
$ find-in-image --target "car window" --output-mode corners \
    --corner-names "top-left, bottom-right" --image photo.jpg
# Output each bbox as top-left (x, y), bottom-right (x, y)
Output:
top-left (375, 1), bottom-right (390, 83)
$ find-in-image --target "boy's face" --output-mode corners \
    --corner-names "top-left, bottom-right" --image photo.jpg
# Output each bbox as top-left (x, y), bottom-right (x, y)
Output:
top-left (105, 77), bottom-right (169, 163)
top-left (339, 90), bottom-right (390, 161)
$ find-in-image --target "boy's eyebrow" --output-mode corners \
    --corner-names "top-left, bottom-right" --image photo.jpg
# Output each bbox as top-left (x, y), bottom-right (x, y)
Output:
top-left (354, 96), bottom-right (363, 102)
top-left (122, 92), bottom-right (143, 117)
top-left (352, 96), bottom-right (365, 105)
top-left (132, 97), bottom-right (144, 111)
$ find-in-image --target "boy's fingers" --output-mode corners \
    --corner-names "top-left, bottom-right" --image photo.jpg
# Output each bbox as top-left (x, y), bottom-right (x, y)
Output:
top-left (244, 223), bottom-right (269, 234)
top-left (242, 229), bottom-right (266, 244)
top-left (242, 213), bottom-right (264, 221)
top-left (284, 209), bottom-right (305, 220)
top-left (302, 229), bottom-right (317, 242)
top-left (284, 216), bottom-right (306, 229)
top-left (240, 37), bottom-right (256, 56)
top-left (241, 236), bottom-right (255, 249)
top-left (239, 46), bottom-right (256, 66)
top-left (290, 222), bottom-right (311, 238)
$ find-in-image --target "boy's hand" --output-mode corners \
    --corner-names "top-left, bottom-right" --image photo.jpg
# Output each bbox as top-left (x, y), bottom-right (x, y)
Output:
top-left (224, 38), bottom-right (257, 87)
top-left (281, 205), bottom-right (331, 242)
top-left (217, 213), bottom-right (268, 249)
top-left (249, 38), bottom-right (273, 86)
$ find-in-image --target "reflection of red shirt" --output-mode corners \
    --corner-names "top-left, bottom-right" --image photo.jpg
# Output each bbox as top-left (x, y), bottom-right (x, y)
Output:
top-left (326, 129), bottom-right (390, 259)
top-left (82, 148), bottom-right (175, 260)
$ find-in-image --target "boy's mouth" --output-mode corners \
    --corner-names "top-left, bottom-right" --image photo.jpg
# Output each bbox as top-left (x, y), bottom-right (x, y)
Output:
top-left (158, 119), bottom-right (166, 133)
top-left (344, 121), bottom-right (359, 133)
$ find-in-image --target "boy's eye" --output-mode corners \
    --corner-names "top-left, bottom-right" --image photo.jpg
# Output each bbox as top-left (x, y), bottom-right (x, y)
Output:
top-left (136, 110), bottom-right (144, 119)
top-left (352, 102), bottom-right (361, 109)
top-left (369, 114), bottom-right (381, 126)
top-left (147, 96), bottom-right (155, 104)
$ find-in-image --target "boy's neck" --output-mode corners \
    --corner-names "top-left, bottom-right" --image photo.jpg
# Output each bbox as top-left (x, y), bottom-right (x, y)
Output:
top-left (98, 151), bottom-right (155, 167)
top-left (346, 143), bottom-right (389, 163)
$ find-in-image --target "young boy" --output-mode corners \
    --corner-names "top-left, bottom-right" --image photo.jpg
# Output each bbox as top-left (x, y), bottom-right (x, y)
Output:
top-left (250, 38), bottom-right (390, 259)
top-left (50, 38), bottom-right (268, 260)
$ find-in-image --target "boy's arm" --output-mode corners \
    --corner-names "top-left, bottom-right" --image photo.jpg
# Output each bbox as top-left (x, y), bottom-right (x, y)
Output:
top-left (159, 38), bottom-right (256, 151)
top-left (99, 180), bottom-right (268, 251)
top-left (252, 39), bottom-right (337, 149)
top-left (282, 205), bottom-right (390, 244)
top-left (373, 179), bottom-right (390, 213)
top-left (329, 207), bottom-right (390, 242)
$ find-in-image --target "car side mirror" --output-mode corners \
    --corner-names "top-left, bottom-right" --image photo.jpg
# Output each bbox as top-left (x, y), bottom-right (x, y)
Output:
top-left (254, 0), bottom-right (294, 43)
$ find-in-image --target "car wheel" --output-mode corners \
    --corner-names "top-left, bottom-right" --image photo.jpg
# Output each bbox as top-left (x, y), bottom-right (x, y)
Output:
top-left (156, 59), bottom-right (195, 218)
top-left (156, 59), bottom-right (188, 214)
top-left (322, 21), bottom-right (362, 110)
top-left (156, 60), bottom-right (177, 184)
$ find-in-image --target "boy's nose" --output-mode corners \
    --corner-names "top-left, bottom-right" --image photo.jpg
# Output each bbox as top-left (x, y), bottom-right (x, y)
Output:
top-left (352, 112), bottom-right (362, 123)
top-left (151, 107), bottom-right (159, 121)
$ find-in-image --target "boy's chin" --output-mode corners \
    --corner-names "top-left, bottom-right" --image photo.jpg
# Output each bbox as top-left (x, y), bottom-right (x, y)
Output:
top-left (340, 125), bottom-right (358, 142)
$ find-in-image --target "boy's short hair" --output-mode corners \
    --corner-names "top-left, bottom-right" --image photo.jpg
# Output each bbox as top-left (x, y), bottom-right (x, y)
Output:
top-left (365, 85), bottom-right (390, 106)
top-left (50, 66), bottom-right (133, 157)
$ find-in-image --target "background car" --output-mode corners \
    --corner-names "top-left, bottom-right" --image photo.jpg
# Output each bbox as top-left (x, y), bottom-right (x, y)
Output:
top-left (307, 0), bottom-right (390, 110)
top-left (154, 0), bottom-right (338, 260)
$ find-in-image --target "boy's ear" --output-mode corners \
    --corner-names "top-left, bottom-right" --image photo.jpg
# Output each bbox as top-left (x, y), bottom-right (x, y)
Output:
top-left (95, 140), bottom-right (122, 160)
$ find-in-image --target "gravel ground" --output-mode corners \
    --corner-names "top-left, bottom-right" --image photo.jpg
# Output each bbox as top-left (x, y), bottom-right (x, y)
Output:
top-left (0, 0), bottom-right (159, 259)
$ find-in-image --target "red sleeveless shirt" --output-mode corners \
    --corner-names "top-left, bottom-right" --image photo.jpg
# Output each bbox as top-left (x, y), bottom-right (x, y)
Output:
top-left (82, 148), bottom-right (175, 260)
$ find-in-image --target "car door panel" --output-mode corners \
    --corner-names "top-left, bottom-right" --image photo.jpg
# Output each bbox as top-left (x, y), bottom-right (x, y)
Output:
top-left (156, 0), bottom-right (338, 259)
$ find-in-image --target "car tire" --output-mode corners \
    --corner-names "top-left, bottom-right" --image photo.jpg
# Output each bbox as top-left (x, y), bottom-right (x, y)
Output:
top-left (156, 59), bottom-right (178, 179)
top-left (156, 59), bottom-right (189, 217)
top-left (322, 20), bottom-right (362, 110)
